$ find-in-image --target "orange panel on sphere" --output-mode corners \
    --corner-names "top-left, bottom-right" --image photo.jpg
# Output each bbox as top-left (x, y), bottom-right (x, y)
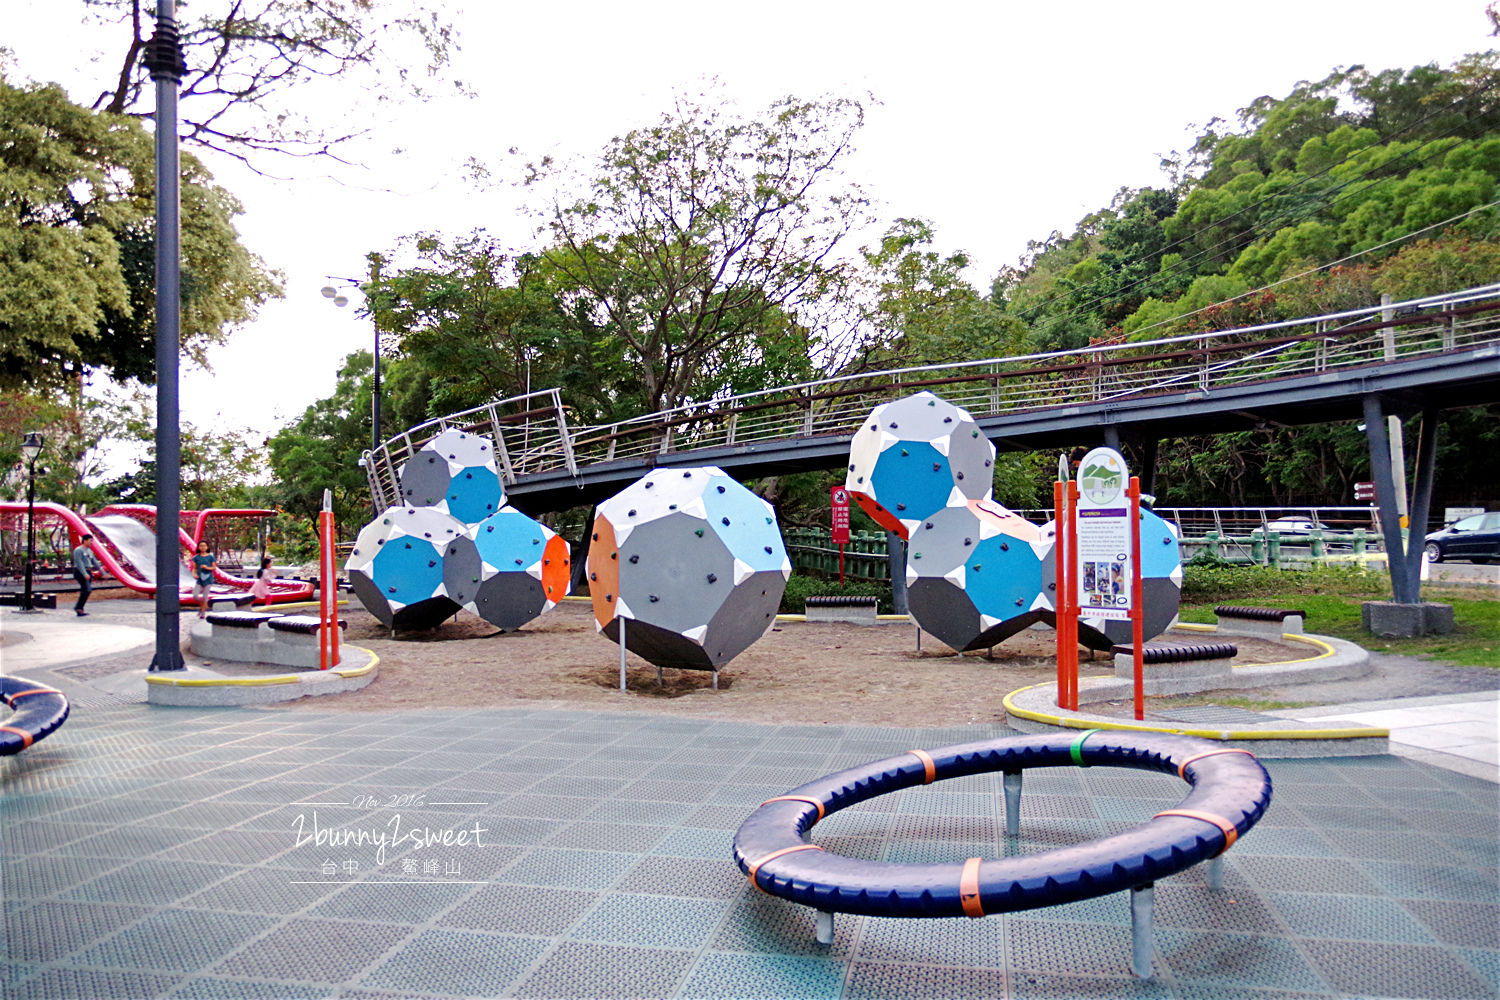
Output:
top-left (587, 517), bottom-right (620, 627)
top-left (541, 534), bottom-right (571, 601)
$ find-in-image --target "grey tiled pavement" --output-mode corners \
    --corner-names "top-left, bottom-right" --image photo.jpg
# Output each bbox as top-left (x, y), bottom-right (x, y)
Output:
top-left (4, 699), bottom-right (1498, 999)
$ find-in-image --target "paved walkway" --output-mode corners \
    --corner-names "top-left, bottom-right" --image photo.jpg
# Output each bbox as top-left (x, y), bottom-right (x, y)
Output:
top-left (2, 607), bottom-right (1497, 999)
top-left (1270, 692), bottom-right (1500, 782)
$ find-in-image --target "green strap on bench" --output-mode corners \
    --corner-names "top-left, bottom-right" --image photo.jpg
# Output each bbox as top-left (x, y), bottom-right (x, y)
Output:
top-left (1070, 729), bottom-right (1102, 767)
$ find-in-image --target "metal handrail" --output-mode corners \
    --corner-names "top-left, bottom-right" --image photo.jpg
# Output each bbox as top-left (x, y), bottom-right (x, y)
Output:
top-left (364, 286), bottom-right (1500, 509)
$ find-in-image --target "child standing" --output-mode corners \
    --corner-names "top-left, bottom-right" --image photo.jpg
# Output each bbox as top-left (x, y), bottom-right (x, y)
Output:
top-left (189, 542), bottom-right (216, 618)
top-left (250, 556), bottom-right (276, 607)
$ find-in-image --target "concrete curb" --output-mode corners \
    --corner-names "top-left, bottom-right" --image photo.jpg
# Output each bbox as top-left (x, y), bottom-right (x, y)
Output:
top-left (143, 644), bottom-right (378, 706)
top-left (1002, 629), bottom-right (1388, 757)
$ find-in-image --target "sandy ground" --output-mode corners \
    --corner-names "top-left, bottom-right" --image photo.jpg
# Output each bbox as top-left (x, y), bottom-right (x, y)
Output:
top-left (270, 598), bottom-right (1302, 726)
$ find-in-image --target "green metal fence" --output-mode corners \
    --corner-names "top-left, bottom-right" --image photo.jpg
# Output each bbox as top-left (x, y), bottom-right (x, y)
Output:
top-left (783, 528), bottom-right (891, 581)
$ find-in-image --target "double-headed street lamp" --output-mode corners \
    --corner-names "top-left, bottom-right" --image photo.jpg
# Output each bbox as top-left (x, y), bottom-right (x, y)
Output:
top-left (321, 281), bottom-right (381, 456)
top-left (19, 431), bottom-right (43, 614)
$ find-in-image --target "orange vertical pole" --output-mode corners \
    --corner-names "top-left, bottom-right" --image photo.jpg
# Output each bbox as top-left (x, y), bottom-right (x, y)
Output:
top-left (1064, 480), bottom-right (1081, 711)
top-left (1053, 478), bottom-right (1066, 707)
top-left (317, 488), bottom-right (339, 669)
top-left (1129, 476), bottom-right (1144, 721)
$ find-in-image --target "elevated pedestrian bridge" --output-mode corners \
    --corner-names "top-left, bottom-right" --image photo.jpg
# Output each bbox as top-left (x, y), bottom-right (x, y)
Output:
top-left (363, 287), bottom-right (1500, 515)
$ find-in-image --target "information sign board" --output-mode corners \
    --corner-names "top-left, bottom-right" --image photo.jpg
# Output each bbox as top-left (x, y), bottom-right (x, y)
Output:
top-left (1074, 447), bottom-right (1132, 620)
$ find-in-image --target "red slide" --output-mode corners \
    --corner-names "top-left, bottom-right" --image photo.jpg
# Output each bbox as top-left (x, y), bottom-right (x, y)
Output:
top-left (1, 502), bottom-right (313, 606)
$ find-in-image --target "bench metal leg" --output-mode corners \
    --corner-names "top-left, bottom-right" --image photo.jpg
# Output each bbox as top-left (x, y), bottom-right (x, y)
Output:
top-left (815, 910), bottom-right (834, 946)
top-left (1206, 854), bottom-right (1224, 890)
top-left (1003, 770), bottom-right (1022, 837)
top-left (1130, 883), bottom-right (1155, 978)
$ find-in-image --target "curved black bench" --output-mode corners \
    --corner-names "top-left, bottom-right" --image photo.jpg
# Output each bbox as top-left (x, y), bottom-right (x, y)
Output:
top-left (1111, 642), bottom-right (1239, 664)
top-left (205, 611), bottom-right (285, 629)
top-left (265, 615), bottom-right (346, 635)
top-left (1, 676), bottom-right (70, 754)
top-left (1214, 605), bottom-right (1303, 622)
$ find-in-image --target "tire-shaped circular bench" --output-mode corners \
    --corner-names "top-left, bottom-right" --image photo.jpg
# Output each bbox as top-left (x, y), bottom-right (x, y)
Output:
top-left (1, 675), bottom-right (70, 755)
top-left (733, 730), bottom-right (1271, 976)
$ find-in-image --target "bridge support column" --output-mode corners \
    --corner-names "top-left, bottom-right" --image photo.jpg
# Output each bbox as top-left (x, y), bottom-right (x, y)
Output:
top-left (1363, 395), bottom-right (1415, 603)
top-left (885, 531), bottom-right (909, 616)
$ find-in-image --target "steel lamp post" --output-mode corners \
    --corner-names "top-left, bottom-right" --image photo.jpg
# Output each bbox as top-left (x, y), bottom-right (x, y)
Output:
top-left (19, 431), bottom-right (43, 614)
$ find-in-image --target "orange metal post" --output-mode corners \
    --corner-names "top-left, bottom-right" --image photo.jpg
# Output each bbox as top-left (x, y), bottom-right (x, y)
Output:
top-left (1064, 480), bottom-right (1081, 711)
top-left (1129, 476), bottom-right (1144, 721)
top-left (1053, 479), bottom-right (1066, 706)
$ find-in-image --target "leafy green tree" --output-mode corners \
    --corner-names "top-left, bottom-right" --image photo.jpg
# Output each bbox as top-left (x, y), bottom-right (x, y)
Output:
top-left (525, 90), bottom-right (871, 412)
top-left (362, 236), bottom-right (635, 425)
top-left (82, 0), bottom-right (466, 167)
top-left (0, 75), bottom-right (280, 388)
top-left (854, 219), bottom-right (1026, 368)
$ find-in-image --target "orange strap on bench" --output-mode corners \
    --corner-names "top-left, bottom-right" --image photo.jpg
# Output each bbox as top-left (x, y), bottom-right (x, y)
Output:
top-left (959, 857), bottom-right (985, 917)
top-left (908, 749), bottom-right (936, 784)
top-left (1176, 748), bottom-right (1256, 780)
top-left (5, 688), bottom-right (57, 707)
top-left (0, 725), bottom-right (34, 748)
top-left (1154, 808), bottom-right (1239, 854)
top-left (760, 796), bottom-right (825, 821)
top-left (747, 844), bottom-right (823, 892)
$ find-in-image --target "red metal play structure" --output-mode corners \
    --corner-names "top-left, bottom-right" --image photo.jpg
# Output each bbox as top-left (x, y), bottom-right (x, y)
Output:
top-left (0, 502), bottom-right (312, 607)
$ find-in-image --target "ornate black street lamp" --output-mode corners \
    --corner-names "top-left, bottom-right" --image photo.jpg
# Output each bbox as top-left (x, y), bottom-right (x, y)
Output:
top-left (19, 431), bottom-right (43, 613)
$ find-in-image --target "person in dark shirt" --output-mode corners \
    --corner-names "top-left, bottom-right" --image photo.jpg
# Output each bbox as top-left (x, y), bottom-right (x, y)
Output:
top-left (71, 535), bottom-right (103, 616)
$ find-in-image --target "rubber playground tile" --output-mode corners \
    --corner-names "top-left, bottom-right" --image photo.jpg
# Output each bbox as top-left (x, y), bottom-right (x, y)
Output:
top-left (510, 940), bottom-right (695, 1000)
top-left (545, 820), bottom-right (670, 853)
top-left (569, 892), bottom-right (730, 948)
top-left (1265, 890), bottom-right (1437, 943)
top-left (179, 866), bottom-right (343, 915)
top-left (1008, 919), bottom-right (1142, 979)
top-left (497, 847), bottom-right (639, 890)
top-left (1358, 860), bottom-right (1500, 902)
top-left (1401, 898), bottom-right (1500, 948)
top-left (309, 879), bottom-right (476, 924)
top-left (73, 908), bottom-right (276, 973)
top-left (437, 883), bottom-right (597, 936)
top-left (844, 961), bottom-right (1009, 999)
top-left (357, 928), bottom-right (547, 996)
top-left (1300, 938), bottom-right (1496, 999)
top-left (678, 951), bottom-right (847, 1000)
top-left (170, 978), bottom-right (335, 999)
top-left (212, 917), bottom-right (410, 982)
top-left (1155, 929), bottom-right (1331, 992)
top-left (709, 894), bottom-right (857, 957)
top-left (855, 913), bottom-right (1009, 968)
top-left (1007, 969), bottom-right (1174, 999)
top-left (7, 966), bottom-right (184, 1000)
top-left (3, 900), bottom-right (153, 964)
top-left (61, 858), bottom-right (242, 907)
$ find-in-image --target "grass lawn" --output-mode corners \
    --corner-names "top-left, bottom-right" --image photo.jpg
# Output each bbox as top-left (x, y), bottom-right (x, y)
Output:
top-left (1179, 563), bottom-right (1499, 668)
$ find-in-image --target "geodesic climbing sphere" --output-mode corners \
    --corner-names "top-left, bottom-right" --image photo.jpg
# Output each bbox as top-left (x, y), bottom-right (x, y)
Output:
top-left (845, 391), bottom-right (995, 539)
top-left (398, 428), bottom-right (505, 524)
top-left (587, 467), bottom-right (791, 671)
top-left (1038, 507), bottom-right (1183, 650)
top-left (346, 506), bottom-right (465, 630)
top-left (442, 506), bottom-right (571, 631)
top-left (906, 499), bottom-right (1052, 652)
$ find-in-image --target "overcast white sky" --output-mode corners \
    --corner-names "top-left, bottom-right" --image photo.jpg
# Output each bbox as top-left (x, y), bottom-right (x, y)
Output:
top-left (7, 1), bottom-right (1495, 473)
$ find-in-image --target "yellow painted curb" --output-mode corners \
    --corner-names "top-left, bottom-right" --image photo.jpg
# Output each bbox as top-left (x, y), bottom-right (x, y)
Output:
top-left (146, 673), bottom-right (300, 688)
top-left (145, 644), bottom-right (378, 687)
top-left (334, 646), bottom-right (378, 678)
top-left (1000, 683), bottom-right (1388, 741)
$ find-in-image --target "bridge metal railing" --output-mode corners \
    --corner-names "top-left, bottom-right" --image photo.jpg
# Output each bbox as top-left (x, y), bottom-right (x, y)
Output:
top-left (362, 388), bottom-right (575, 511)
top-left (364, 286), bottom-right (1500, 509)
